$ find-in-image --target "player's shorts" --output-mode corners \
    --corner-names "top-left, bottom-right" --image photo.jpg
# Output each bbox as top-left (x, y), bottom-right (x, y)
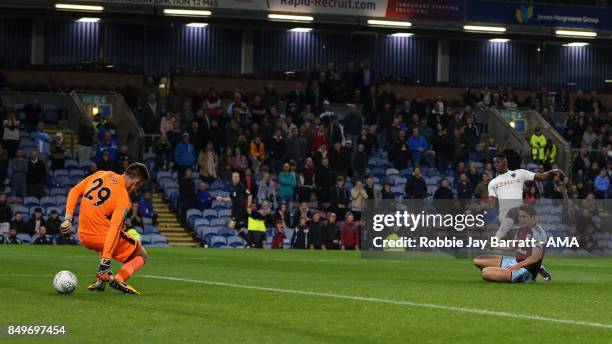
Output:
top-left (78, 230), bottom-right (142, 263)
top-left (500, 256), bottom-right (534, 283)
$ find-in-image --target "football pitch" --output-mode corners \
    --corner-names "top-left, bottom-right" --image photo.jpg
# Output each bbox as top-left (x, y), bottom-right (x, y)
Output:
top-left (1, 246), bottom-right (612, 343)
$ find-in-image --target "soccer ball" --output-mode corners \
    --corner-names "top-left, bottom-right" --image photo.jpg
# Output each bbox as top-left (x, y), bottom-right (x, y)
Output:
top-left (53, 271), bottom-right (78, 294)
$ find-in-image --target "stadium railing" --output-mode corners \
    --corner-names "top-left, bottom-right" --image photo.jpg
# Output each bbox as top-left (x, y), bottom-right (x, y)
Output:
top-left (72, 90), bottom-right (145, 160)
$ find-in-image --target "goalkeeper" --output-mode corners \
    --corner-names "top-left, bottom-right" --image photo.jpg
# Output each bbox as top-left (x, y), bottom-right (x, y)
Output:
top-left (61, 163), bottom-right (150, 294)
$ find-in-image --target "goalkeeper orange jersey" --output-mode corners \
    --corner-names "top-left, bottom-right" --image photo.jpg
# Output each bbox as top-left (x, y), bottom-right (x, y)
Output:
top-left (65, 170), bottom-right (132, 259)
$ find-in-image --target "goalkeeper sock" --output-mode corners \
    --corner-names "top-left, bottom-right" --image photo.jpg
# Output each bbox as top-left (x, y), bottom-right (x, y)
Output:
top-left (115, 256), bottom-right (145, 282)
top-left (495, 217), bottom-right (515, 239)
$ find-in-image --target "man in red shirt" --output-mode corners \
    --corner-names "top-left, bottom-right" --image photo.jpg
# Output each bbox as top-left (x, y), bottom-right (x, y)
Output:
top-left (340, 212), bottom-right (360, 251)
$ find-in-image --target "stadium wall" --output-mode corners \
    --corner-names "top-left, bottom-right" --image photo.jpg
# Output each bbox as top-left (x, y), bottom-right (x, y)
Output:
top-left (253, 30), bottom-right (437, 85)
top-left (0, 19), bottom-right (32, 67)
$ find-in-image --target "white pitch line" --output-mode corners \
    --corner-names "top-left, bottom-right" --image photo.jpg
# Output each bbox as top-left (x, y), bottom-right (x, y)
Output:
top-left (143, 274), bottom-right (612, 330)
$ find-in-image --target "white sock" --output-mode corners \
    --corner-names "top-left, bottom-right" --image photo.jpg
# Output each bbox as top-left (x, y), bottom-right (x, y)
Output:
top-left (495, 217), bottom-right (515, 239)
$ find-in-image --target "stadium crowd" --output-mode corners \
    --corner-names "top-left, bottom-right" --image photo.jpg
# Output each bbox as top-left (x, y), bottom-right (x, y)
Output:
top-left (0, 63), bottom-right (610, 250)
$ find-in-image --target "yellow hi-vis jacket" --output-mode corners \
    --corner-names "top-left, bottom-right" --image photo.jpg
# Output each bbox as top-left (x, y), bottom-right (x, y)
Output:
top-left (529, 134), bottom-right (547, 161)
top-left (545, 144), bottom-right (557, 165)
top-left (247, 215), bottom-right (266, 232)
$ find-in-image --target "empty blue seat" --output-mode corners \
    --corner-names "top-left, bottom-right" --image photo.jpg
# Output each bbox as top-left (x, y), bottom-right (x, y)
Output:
top-left (193, 218), bottom-right (209, 230)
top-left (150, 234), bottom-right (168, 244)
top-left (40, 196), bottom-right (56, 207)
top-left (202, 209), bottom-right (218, 220)
top-left (218, 209), bottom-right (232, 218)
top-left (24, 197), bottom-right (39, 207)
top-left (217, 228), bottom-right (235, 238)
top-left (227, 236), bottom-right (246, 248)
top-left (17, 233), bottom-right (32, 243)
top-left (210, 235), bottom-right (227, 248)
top-left (143, 225), bottom-right (159, 234)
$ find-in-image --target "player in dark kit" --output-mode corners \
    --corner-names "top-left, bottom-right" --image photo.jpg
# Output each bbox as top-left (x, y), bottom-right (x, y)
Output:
top-left (473, 205), bottom-right (547, 283)
top-left (217, 171), bottom-right (252, 242)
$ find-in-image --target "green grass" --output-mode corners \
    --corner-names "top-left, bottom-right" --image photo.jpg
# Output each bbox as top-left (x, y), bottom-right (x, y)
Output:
top-left (1, 246), bottom-right (612, 343)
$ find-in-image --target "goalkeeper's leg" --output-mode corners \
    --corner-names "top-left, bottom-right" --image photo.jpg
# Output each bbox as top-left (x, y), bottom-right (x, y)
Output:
top-left (110, 247), bottom-right (147, 295)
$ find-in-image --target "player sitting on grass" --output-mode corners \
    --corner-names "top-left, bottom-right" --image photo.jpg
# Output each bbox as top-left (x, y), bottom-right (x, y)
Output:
top-left (60, 162), bottom-right (150, 294)
top-left (488, 153), bottom-right (563, 281)
top-left (473, 205), bottom-right (547, 283)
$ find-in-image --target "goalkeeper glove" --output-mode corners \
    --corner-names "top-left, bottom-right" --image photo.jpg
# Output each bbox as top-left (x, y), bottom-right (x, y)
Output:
top-left (60, 213), bottom-right (73, 234)
top-left (96, 258), bottom-right (114, 282)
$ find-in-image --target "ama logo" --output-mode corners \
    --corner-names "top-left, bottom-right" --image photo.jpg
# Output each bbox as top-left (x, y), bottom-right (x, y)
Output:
top-left (515, 4), bottom-right (534, 23)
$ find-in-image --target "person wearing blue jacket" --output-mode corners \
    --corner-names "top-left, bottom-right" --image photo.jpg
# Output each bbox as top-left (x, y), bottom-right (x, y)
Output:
top-left (278, 162), bottom-right (296, 206)
top-left (408, 127), bottom-right (429, 167)
top-left (95, 131), bottom-right (118, 162)
top-left (594, 169), bottom-right (610, 199)
top-left (174, 133), bottom-right (196, 174)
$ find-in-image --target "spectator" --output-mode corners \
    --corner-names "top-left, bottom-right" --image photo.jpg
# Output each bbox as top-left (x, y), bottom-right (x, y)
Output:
top-left (352, 143), bottom-right (368, 180)
top-left (7, 227), bottom-right (22, 244)
top-left (292, 202), bottom-right (312, 227)
top-left (8, 149), bottom-right (27, 198)
top-left (27, 151), bottom-right (46, 198)
top-left (408, 128), bottom-right (431, 167)
top-left (573, 147), bottom-right (591, 178)
top-left (97, 151), bottom-right (116, 171)
top-left (2, 111), bottom-right (19, 158)
top-left (167, 120), bottom-right (183, 151)
top-left (230, 147), bottom-right (248, 173)
top-left (405, 167), bottom-right (427, 199)
top-left (340, 212), bottom-right (360, 251)
top-left (197, 143), bottom-right (218, 183)
top-left (273, 203), bottom-right (290, 228)
top-left (308, 212), bottom-right (324, 249)
top-left (329, 142), bottom-right (350, 177)
top-left (310, 122), bottom-right (329, 153)
top-left (95, 131), bottom-right (118, 162)
top-left (582, 126), bottom-right (598, 149)
top-left (206, 89), bottom-right (221, 118)
top-left (432, 127), bottom-right (452, 170)
top-left (323, 211), bottom-right (339, 250)
top-left (292, 216), bottom-right (309, 249)
top-left (11, 212), bottom-right (27, 234)
top-left (342, 104), bottom-right (362, 145)
top-left (529, 127), bottom-right (547, 163)
top-left (297, 156), bottom-right (315, 203)
top-left (249, 136), bottom-right (265, 174)
top-left (268, 129), bottom-right (285, 174)
top-left (457, 173), bottom-right (473, 199)
top-left (160, 112), bottom-right (175, 135)
top-left (193, 182), bottom-right (212, 211)
top-left (543, 138), bottom-right (557, 170)
top-left (285, 127), bottom-right (306, 163)
top-left (257, 172), bottom-right (277, 208)
top-left (279, 162), bottom-right (297, 206)
top-left (381, 181), bottom-right (395, 200)
top-left (138, 191), bottom-right (158, 225)
top-left (523, 185), bottom-right (540, 204)
top-left (33, 226), bottom-right (53, 245)
top-left (271, 219), bottom-right (285, 249)
top-left (174, 133), bottom-right (196, 175)
top-left (364, 176), bottom-right (382, 201)
top-left (97, 115), bottom-right (117, 142)
top-left (390, 130), bottom-right (410, 170)
top-left (50, 132), bottom-right (66, 171)
top-left (34, 121), bottom-right (52, 157)
top-left (433, 179), bottom-right (454, 199)
top-left (330, 176), bottom-right (350, 221)
top-left (46, 210), bottom-right (62, 240)
top-left (26, 208), bottom-right (45, 236)
top-left (473, 173), bottom-right (490, 200)
top-left (0, 193), bottom-right (10, 227)
top-left (155, 133), bottom-right (172, 170)
top-left (350, 180), bottom-right (368, 221)
top-left (594, 169), bottom-right (609, 199)
top-left (127, 203), bottom-right (143, 228)
top-left (141, 94), bottom-right (162, 134)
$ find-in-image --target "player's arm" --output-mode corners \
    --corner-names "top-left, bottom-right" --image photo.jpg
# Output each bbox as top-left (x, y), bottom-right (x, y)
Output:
top-left (487, 180), bottom-right (498, 209)
top-left (534, 169), bottom-right (564, 181)
top-left (61, 173), bottom-right (98, 234)
top-left (506, 247), bottom-right (544, 272)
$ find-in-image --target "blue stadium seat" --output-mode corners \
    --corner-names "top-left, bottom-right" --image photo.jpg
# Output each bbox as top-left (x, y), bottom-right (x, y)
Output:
top-left (150, 234), bottom-right (168, 244)
top-left (217, 228), bottom-right (235, 238)
top-left (17, 233), bottom-right (32, 243)
top-left (140, 234), bottom-right (151, 245)
top-left (218, 209), bottom-right (232, 218)
top-left (202, 209), bottom-right (218, 220)
top-left (24, 197), bottom-right (39, 207)
top-left (143, 225), bottom-right (159, 234)
top-left (227, 236), bottom-right (246, 248)
top-left (40, 196), bottom-right (56, 208)
top-left (192, 218), bottom-right (209, 230)
top-left (51, 188), bottom-right (67, 197)
top-left (211, 218), bottom-right (227, 227)
top-left (210, 235), bottom-right (227, 248)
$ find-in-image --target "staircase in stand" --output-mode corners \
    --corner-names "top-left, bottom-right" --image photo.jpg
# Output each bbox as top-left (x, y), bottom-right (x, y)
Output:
top-left (153, 192), bottom-right (197, 248)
